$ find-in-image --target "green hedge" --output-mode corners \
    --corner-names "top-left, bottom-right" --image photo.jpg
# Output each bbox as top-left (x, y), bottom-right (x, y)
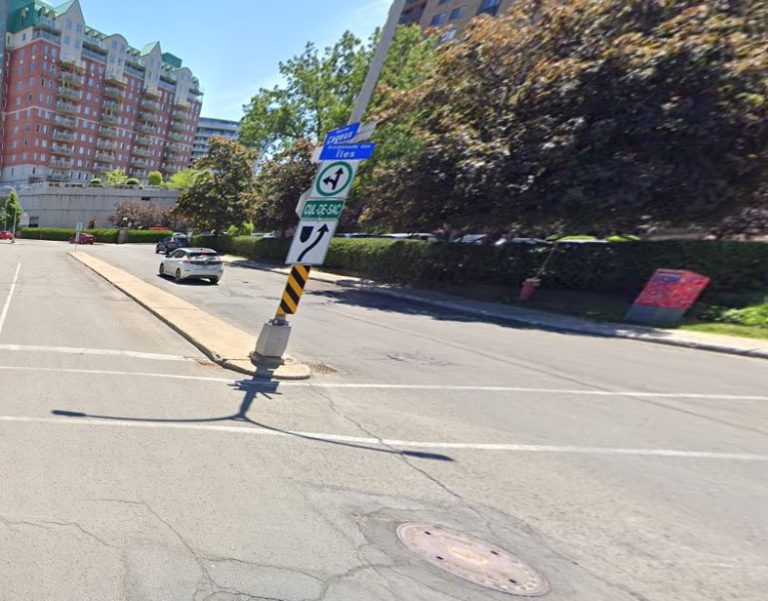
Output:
top-left (199, 237), bottom-right (768, 295)
top-left (125, 230), bottom-right (173, 243)
top-left (20, 227), bottom-right (118, 243)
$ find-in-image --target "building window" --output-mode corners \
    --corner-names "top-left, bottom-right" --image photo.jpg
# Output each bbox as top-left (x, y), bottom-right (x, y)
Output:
top-left (477, 0), bottom-right (502, 15)
top-left (430, 12), bottom-right (448, 26)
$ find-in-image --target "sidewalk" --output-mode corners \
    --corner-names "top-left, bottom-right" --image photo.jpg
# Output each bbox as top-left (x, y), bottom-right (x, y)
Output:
top-left (221, 256), bottom-right (768, 361)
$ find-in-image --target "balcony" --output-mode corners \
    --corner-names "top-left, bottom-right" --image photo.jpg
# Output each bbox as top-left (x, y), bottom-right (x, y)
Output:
top-left (103, 85), bottom-right (122, 99)
top-left (132, 147), bottom-right (152, 158)
top-left (142, 86), bottom-right (161, 99)
top-left (138, 111), bottom-right (157, 122)
top-left (168, 132), bottom-right (185, 143)
top-left (36, 15), bottom-right (61, 33)
top-left (125, 64), bottom-right (144, 79)
top-left (140, 99), bottom-right (161, 112)
top-left (135, 135), bottom-right (152, 147)
top-left (53, 115), bottom-right (77, 129)
top-left (173, 99), bottom-right (190, 110)
top-left (102, 99), bottom-right (121, 112)
top-left (82, 47), bottom-right (107, 62)
top-left (105, 70), bottom-right (128, 87)
top-left (57, 87), bottom-right (82, 101)
top-left (48, 170), bottom-right (70, 182)
top-left (56, 101), bottom-right (78, 115)
top-left (137, 123), bottom-right (155, 135)
top-left (167, 142), bottom-right (186, 152)
top-left (83, 35), bottom-right (107, 52)
top-left (60, 57), bottom-right (86, 72)
top-left (94, 158), bottom-right (112, 171)
top-left (100, 114), bottom-right (119, 125)
top-left (50, 157), bottom-right (74, 169)
top-left (51, 143), bottom-right (75, 156)
top-left (52, 129), bottom-right (75, 142)
top-left (169, 120), bottom-right (185, 132)
top-left (131, 158), bottom-right (149, 169)
top-left (96, 139), bottom-right (117, 151)
top-left (60, 71), bottom-right (84, 87)
top-left (94, 151), bottom-right (114, 163)
top-left (99, 125), bottom-right (118, 138)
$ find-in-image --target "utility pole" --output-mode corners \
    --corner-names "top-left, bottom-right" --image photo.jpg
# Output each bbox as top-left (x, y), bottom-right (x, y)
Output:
top-left (253, 0), bottom-right (407, 376)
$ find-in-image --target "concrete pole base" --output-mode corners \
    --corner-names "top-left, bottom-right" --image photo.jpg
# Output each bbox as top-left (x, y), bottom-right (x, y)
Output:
top-left (254, 319), bottom-right (292, 359)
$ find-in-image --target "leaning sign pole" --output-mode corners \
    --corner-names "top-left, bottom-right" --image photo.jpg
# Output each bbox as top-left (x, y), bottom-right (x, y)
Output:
top-left (253, 0), bottom-right (407, 373)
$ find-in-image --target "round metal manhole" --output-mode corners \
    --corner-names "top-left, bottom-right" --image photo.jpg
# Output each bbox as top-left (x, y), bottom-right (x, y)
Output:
top-left (397, 524), bottom-right (550, 597)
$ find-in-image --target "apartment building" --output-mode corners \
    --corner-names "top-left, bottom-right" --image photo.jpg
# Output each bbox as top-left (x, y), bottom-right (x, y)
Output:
top-left (191, 116), bottom-right (240, 164)
top-left (0, 0), bottom-right (203, 185)
top-left (400, 0), bottom-right (515, 41)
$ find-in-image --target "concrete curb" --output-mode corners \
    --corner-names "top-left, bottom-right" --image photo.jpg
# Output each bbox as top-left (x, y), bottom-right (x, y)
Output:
top-left (69, 252), bottom-right (311, 379)
top-left (221, 257), bottom-right (768, 361)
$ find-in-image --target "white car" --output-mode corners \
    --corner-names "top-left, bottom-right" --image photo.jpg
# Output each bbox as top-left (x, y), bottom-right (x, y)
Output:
top-left (159, 247), bottom-right (224, 284)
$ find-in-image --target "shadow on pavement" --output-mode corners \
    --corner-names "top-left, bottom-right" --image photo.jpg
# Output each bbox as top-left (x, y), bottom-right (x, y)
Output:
top-left (51, 379), bottom-right (453, 463)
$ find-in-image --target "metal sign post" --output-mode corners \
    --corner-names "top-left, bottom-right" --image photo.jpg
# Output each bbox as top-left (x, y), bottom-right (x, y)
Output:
top-left (253, 0), bottom-right (407, 371)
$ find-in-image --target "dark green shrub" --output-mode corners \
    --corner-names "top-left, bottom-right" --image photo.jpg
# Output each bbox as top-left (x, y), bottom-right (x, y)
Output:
top-left (19, 227), bottom-right (118, 243)
top-left (89, 178), bottom-right (102, 187)
top-left (126, 178), bottom-right (140, 187)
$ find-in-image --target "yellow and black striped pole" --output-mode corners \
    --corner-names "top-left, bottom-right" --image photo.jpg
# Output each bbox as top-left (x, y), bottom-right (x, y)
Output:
top-left (276, 264), bottom-right (311, 319)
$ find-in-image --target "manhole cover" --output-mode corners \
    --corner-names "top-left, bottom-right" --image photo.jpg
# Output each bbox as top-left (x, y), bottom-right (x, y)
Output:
top-left (397, 524), bottom-right (549, 597)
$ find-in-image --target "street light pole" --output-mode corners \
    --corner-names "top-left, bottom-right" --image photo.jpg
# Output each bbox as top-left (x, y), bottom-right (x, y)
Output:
top-left (253, 0), bottom-right (407, 374)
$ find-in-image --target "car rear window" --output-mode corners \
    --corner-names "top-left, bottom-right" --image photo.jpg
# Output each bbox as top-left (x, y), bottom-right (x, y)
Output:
top-left (187, 252), bottom-right (220, 259)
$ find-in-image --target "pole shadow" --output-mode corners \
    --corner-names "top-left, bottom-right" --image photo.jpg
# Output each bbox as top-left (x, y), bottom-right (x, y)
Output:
top-left (52, 379), bottom-right (453, 462)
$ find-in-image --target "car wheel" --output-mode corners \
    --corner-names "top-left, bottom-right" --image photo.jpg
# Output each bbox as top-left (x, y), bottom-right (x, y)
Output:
top-left (175, 269), bottom-right (183, 283)
top-left (210, 277), bottom-right (219, 285)
top-left (159, 264), bottom-right (165, 277)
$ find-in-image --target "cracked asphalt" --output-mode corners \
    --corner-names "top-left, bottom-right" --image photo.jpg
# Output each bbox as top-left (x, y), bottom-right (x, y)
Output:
top-left (0, 240), bottom-right (766, 600)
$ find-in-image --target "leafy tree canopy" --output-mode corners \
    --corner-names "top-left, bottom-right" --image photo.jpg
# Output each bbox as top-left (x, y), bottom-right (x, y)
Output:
top-left (103, 168), bottom-right (128, 186)
top-left (359, 1), bottom-right (768, 235)
top-left (240, 25), bottom-right (436, 154)
top-left (1, 190), bottom-right (23, 230)
top-left (172, 138), bottom-right (257, 232)
top-left (147, 171), bottom-right (163, 186)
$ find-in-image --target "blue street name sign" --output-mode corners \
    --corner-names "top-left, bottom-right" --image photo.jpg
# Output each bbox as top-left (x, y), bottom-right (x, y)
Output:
top-left (320, 142), bottom-right (376, 161)
top-left (324, 123), bottom-right (360, 146)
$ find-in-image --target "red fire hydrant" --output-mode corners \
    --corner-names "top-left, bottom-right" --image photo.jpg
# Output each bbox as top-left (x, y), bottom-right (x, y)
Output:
top-left (518, 278), bottom-right (540, 302)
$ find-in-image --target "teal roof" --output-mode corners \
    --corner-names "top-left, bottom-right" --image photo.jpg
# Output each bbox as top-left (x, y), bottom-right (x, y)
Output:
top-left (7, 0), bottom-right (75, 33)
top-left (162, 52), bottom-right (182, 69)
top-left (140, 41), bottom-right (159, 56)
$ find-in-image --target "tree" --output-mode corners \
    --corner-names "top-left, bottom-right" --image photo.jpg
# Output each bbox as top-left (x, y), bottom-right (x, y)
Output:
top-left (165, 168), bottom-right (201, 191)
top-left (240, 31), bottom-right (369, 153)
top-left (250, 139), bottom-right (316, 234)
top-left (104, 168), bottom-right (128, 186)
top-left (1, 191), bottom-right (23, 231)
top-left (358, 1), bottom-right (768, 234)
top-left (108, 200), bottom-right (166, 229)
top-left (148, 171), bottom-right (163, 186)
top-left (172, 138), bottom-right (257, 232)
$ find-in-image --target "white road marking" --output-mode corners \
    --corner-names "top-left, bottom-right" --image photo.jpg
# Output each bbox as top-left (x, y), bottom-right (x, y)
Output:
top-left (0, 414), bottom-right (766, 462)
top-left (0, 363), bottom-right (765, 402)
top-left (0, 262), bottom-right (21, 337)
top-left (0, 344), bottom-right (193, 362)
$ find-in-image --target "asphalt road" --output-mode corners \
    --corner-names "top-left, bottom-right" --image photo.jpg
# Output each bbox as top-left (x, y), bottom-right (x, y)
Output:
top-left (1, 239), bottom-right (766, 601)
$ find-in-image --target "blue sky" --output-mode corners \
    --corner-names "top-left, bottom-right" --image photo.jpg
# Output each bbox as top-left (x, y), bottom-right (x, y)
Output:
top-left (80, 0), bottom-right (392, 122)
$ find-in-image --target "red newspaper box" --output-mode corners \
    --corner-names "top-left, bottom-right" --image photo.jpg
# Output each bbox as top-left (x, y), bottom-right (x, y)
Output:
top-left (625, 269), bottom-right (711, 325)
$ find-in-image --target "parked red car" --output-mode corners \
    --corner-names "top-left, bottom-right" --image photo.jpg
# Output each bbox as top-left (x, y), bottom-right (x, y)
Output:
top-left (0, 230), bottom-right (14, 241)
top-left (68, 232), bottom-right (95, 244)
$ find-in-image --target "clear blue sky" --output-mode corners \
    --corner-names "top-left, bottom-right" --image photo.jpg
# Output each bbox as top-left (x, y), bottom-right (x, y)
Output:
top-left (80, 0), bottom-right (392, 122)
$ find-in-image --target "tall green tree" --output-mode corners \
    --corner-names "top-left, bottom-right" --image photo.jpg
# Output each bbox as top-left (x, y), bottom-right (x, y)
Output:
top-left (165, 168), bottom-right (201, 191)
top-left (240, 25), bottom-right (435, 153)
top-left (1, 190), bottom-right (23, 231)
top-left (359, 1), bottom-right (768, 234)
top-left (250, 139), bottom-right (316, 234)
top-left (172, 138), bottom-right (257, 232)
